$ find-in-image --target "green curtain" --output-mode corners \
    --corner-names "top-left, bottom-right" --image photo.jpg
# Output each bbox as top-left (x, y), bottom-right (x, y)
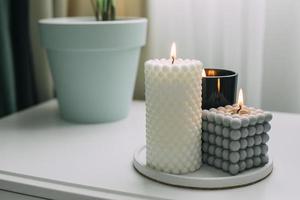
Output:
top-left (0, 0), bottom-right (37, 118)
top-left (0, 0), bottom-right (17, 116)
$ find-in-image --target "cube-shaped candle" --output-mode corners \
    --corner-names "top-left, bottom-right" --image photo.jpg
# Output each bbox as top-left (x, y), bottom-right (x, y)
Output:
top-left (201, 104), bottom-right (272, 175)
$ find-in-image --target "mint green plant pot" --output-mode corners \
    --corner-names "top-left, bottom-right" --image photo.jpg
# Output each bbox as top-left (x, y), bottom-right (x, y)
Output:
top-left (39, 17), bottom-right (147, 123)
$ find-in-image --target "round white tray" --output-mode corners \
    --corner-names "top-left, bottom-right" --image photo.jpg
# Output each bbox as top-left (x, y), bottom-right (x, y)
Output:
top-left (133, 146), bottom-right (273, 189)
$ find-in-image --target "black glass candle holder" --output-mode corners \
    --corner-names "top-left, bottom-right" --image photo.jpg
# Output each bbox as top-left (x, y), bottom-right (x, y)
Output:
top-left (202, 68), bottom-right (238, 109)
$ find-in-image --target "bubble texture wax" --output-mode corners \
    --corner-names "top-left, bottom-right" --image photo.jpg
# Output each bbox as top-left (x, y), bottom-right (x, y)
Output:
top-left (145, 58), bottom-right (203, 174)
top-left (202, 106), bottom-right (272, 175)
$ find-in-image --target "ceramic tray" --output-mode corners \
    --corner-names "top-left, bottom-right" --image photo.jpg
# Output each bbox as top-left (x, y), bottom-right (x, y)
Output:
top-left (133, 146), bottom-right (273, 189)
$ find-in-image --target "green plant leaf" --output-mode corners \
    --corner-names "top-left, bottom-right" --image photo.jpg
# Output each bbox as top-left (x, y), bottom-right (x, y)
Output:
top-left (91, 0), bottom-right (116, 21)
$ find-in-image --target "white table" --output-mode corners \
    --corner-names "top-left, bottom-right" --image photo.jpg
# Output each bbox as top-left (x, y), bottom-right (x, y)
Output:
top-left (0, 100), bottom-right (299, 200)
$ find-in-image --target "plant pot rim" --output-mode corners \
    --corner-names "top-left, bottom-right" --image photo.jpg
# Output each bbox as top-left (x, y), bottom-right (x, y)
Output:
top-left (39, 16), bottom-right (147, 25)
top-left (39, 16), bottom-right (147, 50)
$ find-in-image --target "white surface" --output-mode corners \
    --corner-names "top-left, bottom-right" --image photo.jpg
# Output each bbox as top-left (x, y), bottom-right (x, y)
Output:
top-left (0, 190), bottom-right (44, 200)
top-left (0, 100), bottom-right (299, 199)
top-left (133, 146), bottom-right (273, 189)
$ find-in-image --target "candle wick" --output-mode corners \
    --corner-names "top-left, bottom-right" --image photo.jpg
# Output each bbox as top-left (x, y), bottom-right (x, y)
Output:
top-left (172, 56), bottom-right (175, 64)
top-left (237, 105), bottom-right (242, 114)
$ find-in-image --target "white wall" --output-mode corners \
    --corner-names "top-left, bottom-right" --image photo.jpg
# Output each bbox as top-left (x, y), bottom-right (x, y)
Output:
top-left (262, 0), bottom-right (300, 113)
top-left (140, 0), bottom-right (300, 113)
top-left (145, 0), bottom-right (266, 108)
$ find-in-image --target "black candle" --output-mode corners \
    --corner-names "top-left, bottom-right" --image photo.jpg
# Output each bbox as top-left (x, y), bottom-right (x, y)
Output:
top-left (202, 68), bottom-right (238, 109)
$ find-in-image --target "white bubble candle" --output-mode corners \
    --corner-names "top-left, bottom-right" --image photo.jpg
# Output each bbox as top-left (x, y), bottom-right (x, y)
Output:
top-left (145, 43), bottom-right (203, 174)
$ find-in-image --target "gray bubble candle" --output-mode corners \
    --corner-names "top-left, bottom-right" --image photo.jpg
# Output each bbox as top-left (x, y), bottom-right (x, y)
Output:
top-left (201, 89), bottom-right (272, 175)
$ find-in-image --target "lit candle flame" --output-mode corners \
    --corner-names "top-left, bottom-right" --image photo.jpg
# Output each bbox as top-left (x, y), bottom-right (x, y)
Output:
top-left (202, 69), bottom-right (206, 77)
top-left (207, 70), bottom-right (216, 76)
top-left (170, 42), bottom-right (176, 64)
top-left (238, 88), bottom-right (244, 107)
top-left (217, 78), bottom-right (221, 93)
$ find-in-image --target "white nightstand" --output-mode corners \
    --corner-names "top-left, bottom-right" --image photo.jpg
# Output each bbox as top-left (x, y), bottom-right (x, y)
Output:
top-left (0, 100), bottom-right (299, 200)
